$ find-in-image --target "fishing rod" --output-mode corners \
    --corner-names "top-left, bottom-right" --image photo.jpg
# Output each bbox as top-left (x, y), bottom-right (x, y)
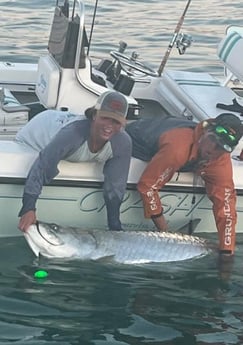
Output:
top-left (158, 0), bottom-right (192, 76)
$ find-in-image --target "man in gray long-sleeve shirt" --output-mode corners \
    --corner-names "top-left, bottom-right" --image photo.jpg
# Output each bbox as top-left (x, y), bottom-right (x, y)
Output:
top-left (16, 91), bottom-right (132, 232)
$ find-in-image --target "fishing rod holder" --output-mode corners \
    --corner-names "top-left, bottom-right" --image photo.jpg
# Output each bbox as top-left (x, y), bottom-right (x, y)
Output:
top-left (131, 51), bottom-right (139, 61)
top-left (176, 33), bottom-right (193, 55)
top-left (118, 41), bottom-right (127, 54)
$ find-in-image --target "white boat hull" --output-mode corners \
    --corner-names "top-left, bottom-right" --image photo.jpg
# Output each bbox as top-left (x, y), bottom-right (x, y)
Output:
top-left (2, 140), bottom-right (243, 236)
top-left (2, 173), bottom-right (243, 238)
top-left (0, 179), bottom-right (211, 237)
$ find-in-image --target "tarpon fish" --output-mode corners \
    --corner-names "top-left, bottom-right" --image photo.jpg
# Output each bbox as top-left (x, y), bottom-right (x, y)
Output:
top-left (24, 221), bottom-right (211, 264)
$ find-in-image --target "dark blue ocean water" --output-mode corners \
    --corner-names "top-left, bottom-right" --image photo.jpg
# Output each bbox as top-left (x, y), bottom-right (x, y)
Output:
top-left (1, 1), bottom-right (243, 344)
top-left (1, 235), bottom-right (243, 344)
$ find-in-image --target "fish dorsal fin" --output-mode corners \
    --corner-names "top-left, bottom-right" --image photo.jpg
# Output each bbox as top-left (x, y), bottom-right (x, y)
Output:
top-left (175, 218), bottom-right (201, 234)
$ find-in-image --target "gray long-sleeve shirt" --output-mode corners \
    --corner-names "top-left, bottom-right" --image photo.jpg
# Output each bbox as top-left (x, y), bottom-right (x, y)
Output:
top-left (17, 110), bottom-right (132, 230)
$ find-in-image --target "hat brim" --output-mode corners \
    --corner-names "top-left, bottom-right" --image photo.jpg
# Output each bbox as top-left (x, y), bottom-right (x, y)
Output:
top-left (97, 110), bottom-right (127, 126)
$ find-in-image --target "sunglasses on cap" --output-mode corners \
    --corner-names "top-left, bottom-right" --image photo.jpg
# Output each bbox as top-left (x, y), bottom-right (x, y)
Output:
top-left (212, 125), bottom-right (237, 152)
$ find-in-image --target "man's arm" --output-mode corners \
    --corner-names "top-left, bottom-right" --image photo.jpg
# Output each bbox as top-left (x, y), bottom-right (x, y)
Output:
top-left (18, 122), bottom-right (84, 231)
top-left (137, 129), bottom-right (194, 230)
top-left (203, 155), bottom-right (237, 254)
top-left (103, 131), bottom-right (132, 230)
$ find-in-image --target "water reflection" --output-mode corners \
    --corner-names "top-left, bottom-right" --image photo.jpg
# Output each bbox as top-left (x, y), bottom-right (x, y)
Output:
top-left (1, 0), bottom-right (243, 72)
top-left (1, 235), bottom-right (243, 343)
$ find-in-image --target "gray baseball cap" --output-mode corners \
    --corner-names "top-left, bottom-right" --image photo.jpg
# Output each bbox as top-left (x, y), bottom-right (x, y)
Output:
top-left (85, 91), bottom-right (128, 126)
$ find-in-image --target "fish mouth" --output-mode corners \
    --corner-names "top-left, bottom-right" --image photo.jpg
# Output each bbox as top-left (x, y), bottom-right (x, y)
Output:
top-left (24, 221), bottom-right (64, 257)
top-left (35, 221), bottom-right (64, 246)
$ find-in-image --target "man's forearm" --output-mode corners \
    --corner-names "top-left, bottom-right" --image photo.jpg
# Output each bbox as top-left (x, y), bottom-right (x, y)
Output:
top-left (18, 193), bottom-right (38, 217)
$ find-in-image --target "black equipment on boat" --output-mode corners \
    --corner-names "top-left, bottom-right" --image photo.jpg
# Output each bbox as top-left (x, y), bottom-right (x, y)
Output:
top-left (216, 98), bottom-right (243, 115)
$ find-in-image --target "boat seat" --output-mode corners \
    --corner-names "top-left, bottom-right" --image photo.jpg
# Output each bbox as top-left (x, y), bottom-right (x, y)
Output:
top-left (160, 30), bottom-right (243, 122)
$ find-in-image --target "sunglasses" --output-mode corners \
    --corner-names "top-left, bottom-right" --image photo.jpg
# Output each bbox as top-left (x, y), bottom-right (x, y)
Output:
top-left (211, 125), bottom-right (236, 153)
top-left (214, 125), bottom-right (236, 142)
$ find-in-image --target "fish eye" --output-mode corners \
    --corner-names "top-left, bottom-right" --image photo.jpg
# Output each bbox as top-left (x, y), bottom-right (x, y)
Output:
top-left (50, 223), bottom-right (59, 231)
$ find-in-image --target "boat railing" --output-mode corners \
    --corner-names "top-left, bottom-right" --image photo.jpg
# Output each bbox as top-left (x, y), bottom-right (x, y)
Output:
top-left (74, 1), bottom-right (95, 92)
top-left (74, 0), bottom-right (107, 96)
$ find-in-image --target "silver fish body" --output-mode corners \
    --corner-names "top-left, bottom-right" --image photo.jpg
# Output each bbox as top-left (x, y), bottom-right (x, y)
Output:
top-left (24, 221), bottom-right (211, 264)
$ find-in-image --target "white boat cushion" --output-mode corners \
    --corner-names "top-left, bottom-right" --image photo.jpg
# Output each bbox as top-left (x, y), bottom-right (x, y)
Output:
top-left (217, 31), bottom-right (243, 82)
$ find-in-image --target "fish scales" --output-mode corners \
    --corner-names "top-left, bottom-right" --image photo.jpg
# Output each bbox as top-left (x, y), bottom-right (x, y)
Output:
top-left (24, 222), bottom-right (210, 264)
top-left (90, 230), bottom-right (208, 263)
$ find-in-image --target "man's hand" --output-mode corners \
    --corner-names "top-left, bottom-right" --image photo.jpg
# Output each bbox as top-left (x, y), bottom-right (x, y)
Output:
top-left (217, 252), bottom-right (234, 281)
top-left (18, 210), bottom-right (37, 232)
top-left (151, 214), bottom-right (168, 232)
